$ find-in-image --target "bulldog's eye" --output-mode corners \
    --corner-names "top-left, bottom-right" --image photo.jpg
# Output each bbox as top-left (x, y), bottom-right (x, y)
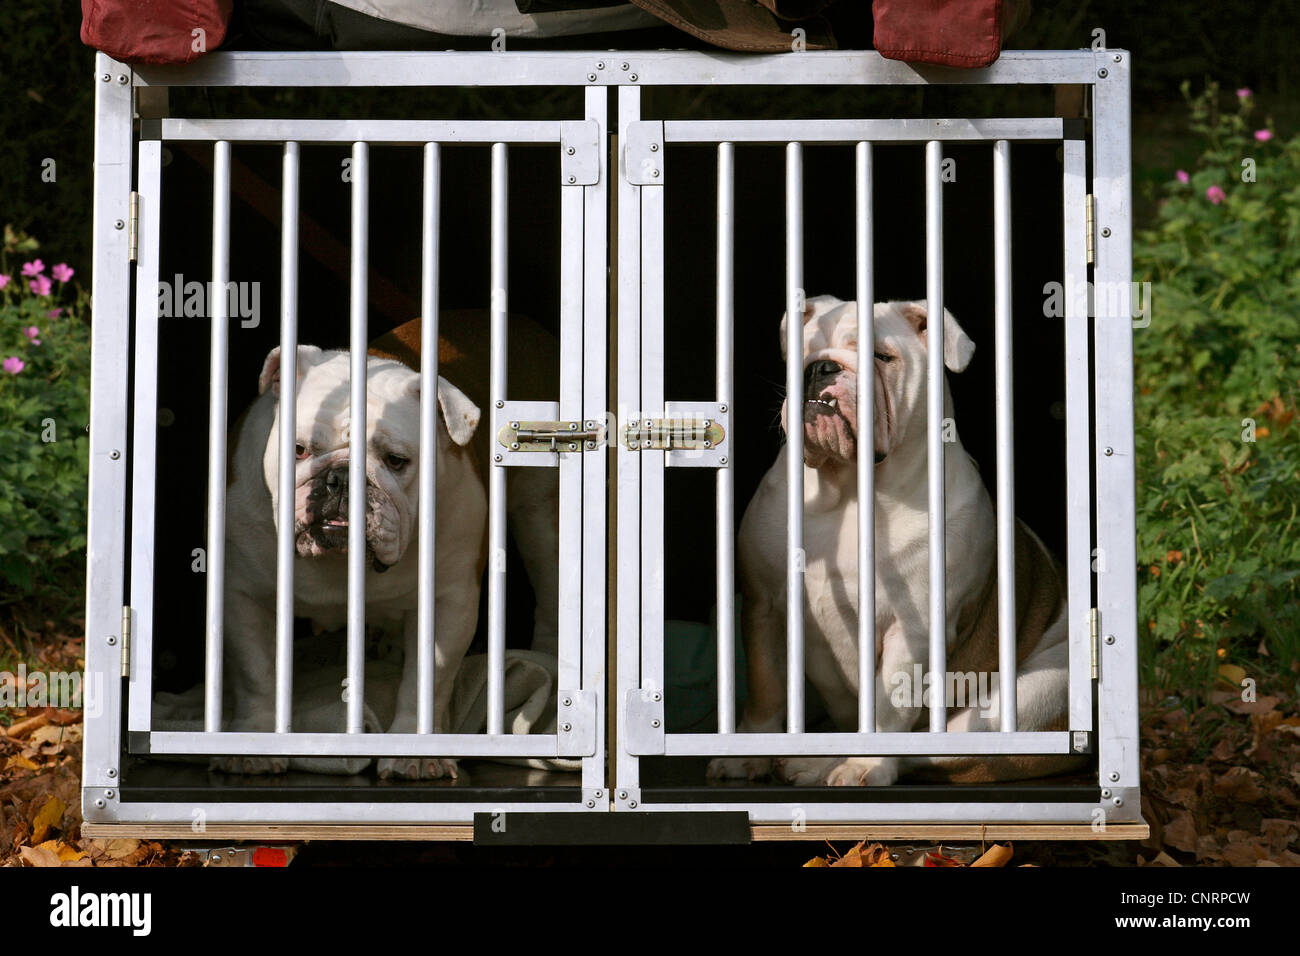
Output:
top-left (874, 352), bottom-right (895, 364)
top-left (295, 443), bottom-right (309, 460)
top-left (385, 453), bottom-right (410, 472)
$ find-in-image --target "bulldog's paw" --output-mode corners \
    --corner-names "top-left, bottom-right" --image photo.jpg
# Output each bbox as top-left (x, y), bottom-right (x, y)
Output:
top-left (778, 756), bottom-right (899, 787)
top-left (376, 756), bottom-right (460, 781)
top-left (772, 756), bottom-right (844, 786)
top-left (705, 756), bottom-right (774, 782)
top-left (209, 755), bottom-right (289, 776)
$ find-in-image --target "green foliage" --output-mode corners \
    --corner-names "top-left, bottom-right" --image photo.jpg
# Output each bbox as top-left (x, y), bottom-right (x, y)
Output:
top-left (0, 226), bottom-right (90, 597)
top-left (1134, 81), bottom-right (1300, 692)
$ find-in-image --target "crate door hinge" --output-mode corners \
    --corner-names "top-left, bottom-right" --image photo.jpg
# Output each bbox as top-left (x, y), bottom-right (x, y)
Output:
top-left (1084, 193), bottom-right (1095, 265)
top-left (560, 119), bottom-right (601, 186)
top-left (121, 606), bottom-right (132, 678)
top-left (625, 121), bottom-right (664, 185)
top-left (126, 191), bottom-right (139, 263)
top-left (1089, 607), bottom-right (1099, 679)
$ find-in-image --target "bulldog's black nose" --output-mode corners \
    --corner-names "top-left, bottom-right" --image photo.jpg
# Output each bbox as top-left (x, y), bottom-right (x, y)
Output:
top-left (804, 359), bottom-right (842, 397)
top-left (324, 465), bottom-right (347, 494)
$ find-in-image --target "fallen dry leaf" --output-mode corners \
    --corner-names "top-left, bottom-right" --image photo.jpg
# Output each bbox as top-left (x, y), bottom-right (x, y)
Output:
top-left (89, 837), bottom-right (141, 861)
top-left (5, 754), bottom-right (40, 772)
top-left (1163, 810), bottom-right (1199, 853)
top-left (29, 795), bottom-right (65, 845)
top-left (1224, 695), bottom-right (1280, 716)
top-left (1213, 767), bottom-right (1265, 802)
top-left (831, 843), bottom-right (864, 867)
top-left (970, 843), bottom-right (1014, 867)
top-left (2, 713), bottom-right (50, 740)
top-left (1221, 839), bottom-right (1268, 866)
top-left (39, 840), bottom-right (85, 863)
top-left (1261, 819), bottom-right (1299, 852)
top-left (18, 844), bottom-right (62, 867)
top-left (28, 723), bottom-right (81, 754)
top-left (1217, 664), bottom-right (1247, 686)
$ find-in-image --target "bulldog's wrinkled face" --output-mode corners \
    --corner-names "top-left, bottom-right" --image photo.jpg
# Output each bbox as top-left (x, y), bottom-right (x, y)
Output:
top-left (779, 296), bottom-right (975, 470)
top-left (257, 346), bottom-right (480, 571)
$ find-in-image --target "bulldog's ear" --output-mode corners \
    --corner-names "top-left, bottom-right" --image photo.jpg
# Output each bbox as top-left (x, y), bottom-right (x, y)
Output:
top-left (898, 301), bottom-right (976, 373)
top-left (259, 344), bottom-right (326, 396)
top-left (435, 375), bottom-right (480, 446)
top-left (779, 295), bottom-right (846, 359)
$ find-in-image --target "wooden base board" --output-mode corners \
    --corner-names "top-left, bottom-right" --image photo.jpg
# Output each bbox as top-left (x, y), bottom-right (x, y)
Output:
top-left (83, 821), bottom-right (1149, 843)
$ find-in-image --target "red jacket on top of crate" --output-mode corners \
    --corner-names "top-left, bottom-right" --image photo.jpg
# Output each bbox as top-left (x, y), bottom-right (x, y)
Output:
top-left (81, 0), bottom-right (1031, 67)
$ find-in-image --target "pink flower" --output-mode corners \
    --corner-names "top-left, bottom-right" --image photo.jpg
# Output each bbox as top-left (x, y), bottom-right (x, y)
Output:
top-left (50, 263), bottom-right (74, 282)
top-left (24, 326), bottom-right (41, 345)
top-left (3, 357), bottom-right (25, 375)
top-left (0, 274), bottom-right (9, 289)
top-left (1236, 87), bottom-right (1252, 99)
top-left (1206, 185), bottom-right (1227, 205)
top-left (20, 259), bottom-right (44, 277)
top-left (1254, 128), bottom-right (1273, 142)
top-left (1175, 169), bottom-right (1190, 184)
top-left (29, 275), bottom-right (52, 296)
top-left (46, 308), bottom-right (62, 320)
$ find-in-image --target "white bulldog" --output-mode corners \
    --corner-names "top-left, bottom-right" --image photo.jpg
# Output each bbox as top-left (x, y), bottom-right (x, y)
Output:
top-left (708, 295), bottom-right (1080, 786)
top-left (219, 345), bottom-right (486, 779)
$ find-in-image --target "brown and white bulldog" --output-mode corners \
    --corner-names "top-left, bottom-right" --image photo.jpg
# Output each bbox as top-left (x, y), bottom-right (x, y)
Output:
top-left (707, 295), bottom-right (1082, 786)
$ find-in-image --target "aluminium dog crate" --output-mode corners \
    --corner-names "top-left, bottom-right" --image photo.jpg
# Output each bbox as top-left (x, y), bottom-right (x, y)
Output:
top-left (82, 47), bottom-right (1144, 841)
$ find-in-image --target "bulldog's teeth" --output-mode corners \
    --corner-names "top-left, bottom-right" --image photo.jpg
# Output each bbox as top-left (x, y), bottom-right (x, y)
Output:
top-left (827, 398), bottom-right (838, 409)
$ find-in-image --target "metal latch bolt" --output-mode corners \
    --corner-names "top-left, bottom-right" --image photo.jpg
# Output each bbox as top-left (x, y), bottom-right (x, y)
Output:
top-left (622, 418), bottom-right (724, 451)
top-left (497, 420), bottom-right (604, 453)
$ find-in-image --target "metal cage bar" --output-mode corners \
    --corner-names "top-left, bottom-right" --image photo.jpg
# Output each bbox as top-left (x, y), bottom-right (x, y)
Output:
top-left (346, 141), bottom-right (369, 734)
top-left (127, 139), bottom-right (162, 736)
top-left (663, 118), bottom-right (1067, 144)
top-left (558, 149), bottom-right (585, 695)
top-left (638, 142), bottom-right (667, 701)
top-left (579, 84), bottom-right (610, 804)
top-left (924, 139), bottom-right (947, 732)
top-left (487, 141), bottom-right (509, 736)
top-left (992, 138), bottom-right (1017, 732)
top-left (129, 50), bottom-right (1107, 89)
top-left (275, 141), bottom-right (300, 734)
top-left (1091, 50), bottom-right (1140, 819)
top-left (784, 141), bottom-right (806, 735)
top-left (1061, 138), bottom-right (1094, 734)
top-left (716, 142), bottom-right (736, 734)
top-left (854, 142), bottom-right (876, 733)
top-left (615, 85), bottom-right (645, 802)
top-left (203, 140), bottom-right (232, 733)
top-left (417, 142), bottom-right (441, 735)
